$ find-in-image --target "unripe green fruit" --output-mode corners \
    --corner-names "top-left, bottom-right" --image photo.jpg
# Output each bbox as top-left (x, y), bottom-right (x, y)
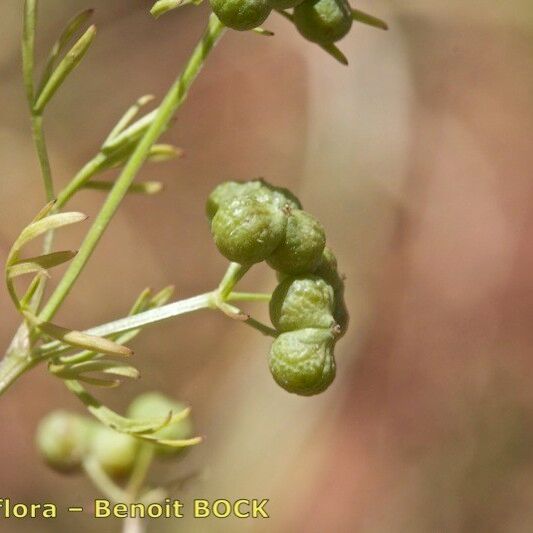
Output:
top-left (293, 0), bottom-right (353, 43)
top-left (90, 427), bottom-right (139, 479)
top-left (267, 210), bottom-right (325, 274)
top-left (212, 195), bottom-right (287, 264)
top-left (270, 275), bottom-right (335, 332)
top-left (267, 0), bottom-right (304, 8)
top-left (206, 179), bottom-right (301, 222)
top-left (206, 181), bottom-right (244, 222)
top-left (312, 247), bottom-right (342, 289)
top-left (269, 328), bottom-right (336, 396)
top-left (36, 411), bottom-right (91, 472)
top-left (128, 392), bottom-right (193, 457)
top-left (258, 180), bottom-right (302, 211)
top-left (210, 0), bottom-right (271, 31)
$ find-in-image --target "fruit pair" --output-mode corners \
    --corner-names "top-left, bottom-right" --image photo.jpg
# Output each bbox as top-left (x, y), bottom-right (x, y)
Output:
top-left (208, 178), bottom-right (325, 273)
top-left (36, 393), bottom-right (193, 477)
top-left (209, 0), bottom-right (353, 47)
top-left (268, 248), bottom-right (348, 396)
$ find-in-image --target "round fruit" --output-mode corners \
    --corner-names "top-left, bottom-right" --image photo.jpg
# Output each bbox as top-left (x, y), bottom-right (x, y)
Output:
top-left (36, 411), bottom-right (90, 472)
top-left (269, 328), bottom-right (336, 396)
top-left (293, 0), bottom-right (352, 44)
top-left (211, 195), bottom-right (287, 264)
top-left (210, 0), bottom-right (272, 31)
top-left (90, 427), bottom-right (139, 478)
top-left (270, 275), bottom-right (335, 332)
top-left (267, 210), bottom-right (325, 274)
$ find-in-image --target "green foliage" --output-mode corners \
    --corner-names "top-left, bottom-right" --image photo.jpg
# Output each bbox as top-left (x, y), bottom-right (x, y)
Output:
top-left (128, 392), bottom-right (194, 457)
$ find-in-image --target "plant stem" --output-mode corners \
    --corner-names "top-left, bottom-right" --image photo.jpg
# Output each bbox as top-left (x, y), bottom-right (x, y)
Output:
top-left (0, 352), bottom-right (38, 396)
top-left (31, 114), bottom-right (54, 202)
top-left (55, 154), bottom-right (107, 209)
top-left (39, 14), bottom-right (226, 322)
top-left (83, 457), bottom-right (127, 503)
top-left (22, 0), bottom-right (37, 105)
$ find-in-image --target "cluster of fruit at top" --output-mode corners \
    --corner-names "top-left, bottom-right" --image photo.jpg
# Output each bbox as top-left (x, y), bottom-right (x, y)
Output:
top-left (210, 0), bottom-right (354, 45)
top-left (36, 393), bottom-right (193, 477)
top-left (207, 179), bottom-right (348, 396)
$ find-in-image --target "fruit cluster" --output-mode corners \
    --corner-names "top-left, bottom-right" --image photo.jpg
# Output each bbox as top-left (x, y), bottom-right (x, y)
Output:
top-left (36, 393), bottom-right (193, 477)
top-left (209, 0), bottom-right (354, 45)
top-left (207, 179), bottom-right (348, 396)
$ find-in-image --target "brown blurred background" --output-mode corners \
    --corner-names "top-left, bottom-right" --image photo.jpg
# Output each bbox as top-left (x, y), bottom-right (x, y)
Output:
top-left (1, 0), bottom-right (533, 531)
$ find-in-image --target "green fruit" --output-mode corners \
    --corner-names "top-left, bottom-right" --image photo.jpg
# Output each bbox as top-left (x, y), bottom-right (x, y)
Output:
top-left (206, 179), bottom-right (301, 222)
top-left (313, 247), bottom-right (344, 290)
top-left (269, 328), bottom-right (336, 396)
top-left (270, 275), bottom-right (335, 332)
top-left (267, 210), bottom-right (325, 274)
top-left (212, 195), bottom-right (287, 264)
top-left (206, 181), bottom-right (244, 222)
top-left (90, 427), bottom-right (139, 478)
top-left (210, 0), bottom-right (271, 31)
top-left (267, 0), bottom-right (304, 8)
top-left (293, 0), bottom-right (353, 43)
top-left (36, 411), bottom-right (91, 472)
top-left (258, 180), bottom-right (302, 211)
top-left (128, 392), bottom-right (193, 457)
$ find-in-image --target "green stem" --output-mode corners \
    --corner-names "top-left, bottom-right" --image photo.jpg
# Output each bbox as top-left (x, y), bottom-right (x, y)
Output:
top-left (217, 263), bottom-right (251, 299)
top-left (83, 458), bottom-right (127, 503)
top-left (0, 352), bottom-right (38, 396)
top-left (22, 0), bottom-right (37, 105)
top-left (55, 154), bottom-right (107, 209)
top-left (126, 446), bottom-right (155, 501)
top-left (39, 14), bottom-right (225, 322)
top-left (31, 114), bottom-right (54, 202)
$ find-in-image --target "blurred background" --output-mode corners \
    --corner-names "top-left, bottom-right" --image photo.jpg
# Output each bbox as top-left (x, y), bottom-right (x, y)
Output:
top-left (1, 0), bottom-right (533, 531)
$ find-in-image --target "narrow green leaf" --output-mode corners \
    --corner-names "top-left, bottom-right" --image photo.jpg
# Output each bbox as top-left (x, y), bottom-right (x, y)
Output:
top-left (32, 200), bottom-right (57, 223)
top-left (50, 359), bottom-right (140, 379)
top-left (319, 42), bottom-right (348, 66)
top-left (9, 212), bottom-right (86, 263)
top-left (352, 8), bottom-right (388, 30)
top-left (23, 311), bottom-right (133, 357)
top-left (148, 144), bottom-right (183, 162)
top-left (150, 285), bottom-right (175, 307)
top-left (8, 250), bottom-right (77, 279)
top-left (102, 109), bottom-right (157, 153)
top-left (34, 25), bottom-right (97, 113)
top-left (151, 0), bottom-right (181, 18)
top-left (37, 9), bottom-right (95, 94)
top-left (82, 180), bottom-right (163, 195)
top-left (105, 95), bottom-right (155, 144)
top-left (252, 27), bottom-right (274, 37)
top-left (77, 376), bottom-right (121, 388)
top-left (137, 433), bottom-right (203, 448)
top-left (130, 287), bottom-right (153, 314)
top-left (20, 273), bottom-right (47, 309)
top-left (64, 379), bottom-right (185, 435)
